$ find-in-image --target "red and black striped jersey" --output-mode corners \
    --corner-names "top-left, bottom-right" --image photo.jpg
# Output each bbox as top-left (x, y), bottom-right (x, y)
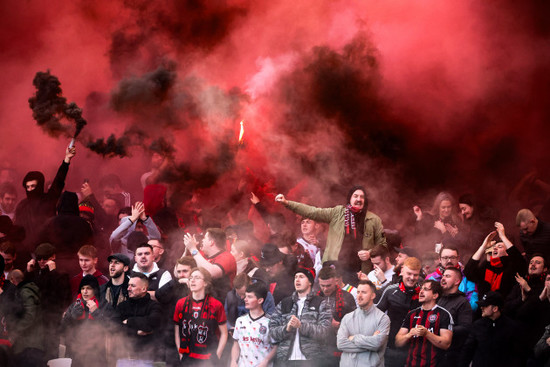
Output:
top-left (401, 304), bottom-right (453, 367)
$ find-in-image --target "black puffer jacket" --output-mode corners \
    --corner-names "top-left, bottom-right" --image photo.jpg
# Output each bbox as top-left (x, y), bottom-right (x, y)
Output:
top-left (269, 291), bottom-right (331, 362)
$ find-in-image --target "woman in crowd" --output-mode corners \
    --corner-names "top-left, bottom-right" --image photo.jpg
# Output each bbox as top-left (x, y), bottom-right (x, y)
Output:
top-left (173, 267), bottom-right (228, 366)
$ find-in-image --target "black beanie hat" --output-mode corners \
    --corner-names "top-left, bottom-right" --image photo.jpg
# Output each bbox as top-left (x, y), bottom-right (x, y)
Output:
top-left (79, 274), bottom-right (100, 299)
top-left (294, 267), bottom-right (315, 286)
top-left (458, 193), bottom-right (475, 207)
top-left (346, 185), bottom-right (368, 208)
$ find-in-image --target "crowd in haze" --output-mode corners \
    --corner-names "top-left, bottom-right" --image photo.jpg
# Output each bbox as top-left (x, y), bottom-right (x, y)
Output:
top-left (0, 143), bottom-right (549, 367)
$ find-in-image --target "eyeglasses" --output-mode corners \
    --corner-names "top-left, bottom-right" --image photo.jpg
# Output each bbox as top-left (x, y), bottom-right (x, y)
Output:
top-left (441, 256), bottom-right (458, 261)
top-left (189, 276), bottom-right (204, 281)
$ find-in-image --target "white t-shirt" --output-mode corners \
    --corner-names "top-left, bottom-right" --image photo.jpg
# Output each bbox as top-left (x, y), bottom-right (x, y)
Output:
top-left (233, 313), bottom-right (274, 367)
top-left (289, 297), bottom-right (307, 360)
top-left (367, 265), bottom-right (395, 290)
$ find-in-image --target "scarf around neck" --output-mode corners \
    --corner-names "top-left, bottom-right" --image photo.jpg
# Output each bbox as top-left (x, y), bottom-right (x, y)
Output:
top-left (344, 204), bottom-right (363, 239)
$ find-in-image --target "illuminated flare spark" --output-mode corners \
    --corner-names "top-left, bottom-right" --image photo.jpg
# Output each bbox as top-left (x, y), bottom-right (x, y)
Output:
top-left (238, 120), bottom-right (244, 144)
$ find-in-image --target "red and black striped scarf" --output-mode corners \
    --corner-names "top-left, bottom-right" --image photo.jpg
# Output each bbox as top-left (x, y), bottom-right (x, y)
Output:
top-left (344, 205), bottom-right (362, 239)
top-left (0, 274), bottom-right (4, 290)
top-left (399, 281), bottom-right (420, 301)
top-left (318, 287), bottom-right (346, 321)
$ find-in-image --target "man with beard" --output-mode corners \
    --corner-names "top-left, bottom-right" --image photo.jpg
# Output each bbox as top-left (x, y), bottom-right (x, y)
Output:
top-left (15, 144), bottom-right (76, 252)
top-left (376, 257), bottom-right (422, 367)
top-left (438, 267), bottom-right (472, 367)
top-left (100, 253), bottom-right (130, 366)
top-left (100, 253), bottom-right (130, 310)
top-left (275, 186), bottom-right (387, 286)
top-left (337, 280), bottom-right (390, 367)
top-left (395, 280), bottom-right (453, 367)
top-left (426, 246), bottom-right (478, 310)
top-left (0, 183), bottom-right (17, 220)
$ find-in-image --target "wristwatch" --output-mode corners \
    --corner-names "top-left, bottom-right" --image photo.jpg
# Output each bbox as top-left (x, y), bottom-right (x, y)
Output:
top-left (190, 249), bottom-right (199, 256)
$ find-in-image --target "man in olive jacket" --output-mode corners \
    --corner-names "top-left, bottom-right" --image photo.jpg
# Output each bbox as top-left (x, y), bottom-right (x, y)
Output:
top-left (275, 186), bottom-right (387, 284)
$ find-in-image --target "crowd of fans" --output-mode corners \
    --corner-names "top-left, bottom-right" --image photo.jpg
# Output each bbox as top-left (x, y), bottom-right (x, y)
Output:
top-left (0, 143), bottom-right (549, 367)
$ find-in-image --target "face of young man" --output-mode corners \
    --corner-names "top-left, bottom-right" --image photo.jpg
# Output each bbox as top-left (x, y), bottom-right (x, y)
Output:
top-left (135, 247), bottom-right (154, 272)
top-left (492, 242), bottom-right (507, 258)
top-left (371, 256), bottom-right (389, 272)
top-left (439, 249), bottom-right (459, 269)
top-left (318, 277), bottom-right (338, 297)
top-left (401, 265), bottom-right (420, 288)
top-left (236, 285), bottom-right (247, 300)
top-left (25, 180), bottom-right (38, 192)
top-left (528, 256), bottom-right (546, 276)
top-left (356, 283), bottom-right (376, 309)
top-left (440, 270), bottom-right (460, 292)
top-left (264, 261), bottom-right (284, 278)
top-left (127, 277), bottom-right (148, 298)
top-left (175, 264), bottom-right (192, 280)
top-left (188, 270), bottom-right (206, 293)
top-left (230, 244), bottom-right (244, 261)
top-left (481, 305), bottom-right (498, 319)
top-left (201, 232), bottom-right (215, 255)
top-left (418, 283), bottom-right (437, 304)
top-left (350, 190), bottom-right (365, 211)
top-left (294, 273), bottom-right (311, 294)
top-left (81, 285), bottom-right (95, 301)
top-left (109, 259), bottom-right (127, 279)
top-left (37, 255), bottom-right (54, 269)
top-left (0, 252), bottom-right (14, 271)
top-left (148, 239), bottom-right (164, 262)
top-left (0, 193), bottom-right (16, 213)
top-left (79, 255), bottom-right (97, 274)
top-left (395, 253), bottom-right (409, 267)
top-left (301, 219), bottom-right (316, 237)
top-left (244, 291), bottom-right (263, 311)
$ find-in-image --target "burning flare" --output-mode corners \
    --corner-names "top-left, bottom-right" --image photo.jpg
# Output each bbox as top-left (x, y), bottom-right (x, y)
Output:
top-left (238, 120), bottom-right (244, 145)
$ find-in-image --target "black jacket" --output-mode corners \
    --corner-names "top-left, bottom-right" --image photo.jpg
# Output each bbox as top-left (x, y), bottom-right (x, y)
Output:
top-left (464, 246), bottom-right (526, 299)
top-left (459, 314), bottom-right (528, 367)
top-left (114, 293), bottom-right (163, 353)
top-left (375, 282), bottom-right (420, 348)
top-left (15, 162), bottom-right (69, 249)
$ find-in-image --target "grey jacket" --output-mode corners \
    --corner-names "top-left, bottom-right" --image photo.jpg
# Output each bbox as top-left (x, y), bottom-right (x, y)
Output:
top-left (337, 305), bottom-right (390, 367)
top-left (268, 291), bottom-right (331, 362)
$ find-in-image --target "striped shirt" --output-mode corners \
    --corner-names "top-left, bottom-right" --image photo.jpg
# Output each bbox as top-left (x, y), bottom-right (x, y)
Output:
top-left (401, 304), bottom-right (453, 367)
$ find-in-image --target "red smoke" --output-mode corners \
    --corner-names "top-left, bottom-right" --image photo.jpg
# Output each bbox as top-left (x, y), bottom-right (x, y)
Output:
top-left (1, 0), bottom-right (549, 228)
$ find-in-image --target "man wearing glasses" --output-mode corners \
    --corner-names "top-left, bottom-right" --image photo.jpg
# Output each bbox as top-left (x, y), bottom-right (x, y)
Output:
top-left (395, 280), bottom-right (453, 367)
top-left (426, 246), bottom-right (478, 311)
